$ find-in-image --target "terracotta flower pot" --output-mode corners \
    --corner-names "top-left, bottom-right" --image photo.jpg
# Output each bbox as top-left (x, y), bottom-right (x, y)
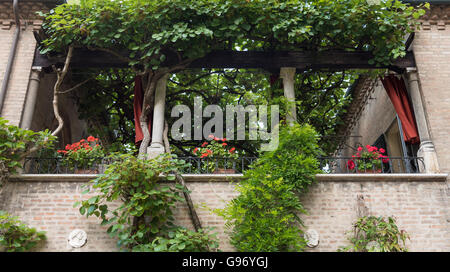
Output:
top-left (74, 169), bottom-right (99, 174)
top-left (213, 168), bottom-right (236, 174)
top-left (356, 169), bottom-right (382, 174)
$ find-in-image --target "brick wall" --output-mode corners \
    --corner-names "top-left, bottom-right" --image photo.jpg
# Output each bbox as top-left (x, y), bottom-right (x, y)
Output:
top-left (414, 15), bottom-right (450, 174)
top-left (302, 175), bottom-right (449, 252)
top-left (1, 174), bottom-right (447, 252)
top-left (0, 28), bottom-right (37, 126)
top-left (0, 1), bottom-right (53, 126)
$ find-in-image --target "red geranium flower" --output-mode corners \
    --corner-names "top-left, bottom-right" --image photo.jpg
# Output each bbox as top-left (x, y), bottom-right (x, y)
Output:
top-left (347, 160), bottom-right (355, 170)
top-left (87, 136), bottom-right (96, 142)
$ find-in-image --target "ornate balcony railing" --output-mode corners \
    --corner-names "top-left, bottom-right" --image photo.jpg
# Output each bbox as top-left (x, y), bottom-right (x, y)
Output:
top-left (22, 156), bottom-right (424, 175)
top-left (318, 156), bottom-right (424, 174)
top-left (22, 156), bottom-right (258, 175)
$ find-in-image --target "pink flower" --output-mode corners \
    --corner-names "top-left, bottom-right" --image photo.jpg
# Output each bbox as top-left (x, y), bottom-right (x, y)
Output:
top-left (357, 146), bottom-right (363, 152)
top-left (379, 148), bottom-right (385, 154)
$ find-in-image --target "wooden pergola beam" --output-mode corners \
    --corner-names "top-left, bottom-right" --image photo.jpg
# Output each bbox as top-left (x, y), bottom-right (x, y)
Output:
top-left (33, 48), bottom-right (415, 71)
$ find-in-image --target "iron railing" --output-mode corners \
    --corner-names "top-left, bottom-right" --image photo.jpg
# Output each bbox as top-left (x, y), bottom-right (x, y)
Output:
top-left (22, 157), bottom-right (115, 174)
top-left (23, 156), bottom-right (425, 175)
top-left (22, 157), bottom-right (258, 175)
top-left (318, 156), bottom-right (424, 174)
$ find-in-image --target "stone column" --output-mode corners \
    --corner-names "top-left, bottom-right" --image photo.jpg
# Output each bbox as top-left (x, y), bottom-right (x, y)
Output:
top-left (147, 74), bottom-right (169, 159)
top-left (280, 67), bottom-right (297, 125)
top-left (405, 67), bottom-right (440, 173)
top-left (20, 66), bottom-right (41, 130)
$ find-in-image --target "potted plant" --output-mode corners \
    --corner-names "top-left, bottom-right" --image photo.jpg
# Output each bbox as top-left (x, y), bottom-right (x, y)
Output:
top-left (347, 145), bottom-right (389, 173)
top-left (193, 135), bottom-right (238, 174)
top-left (57, 136), bottom-right (105, 174)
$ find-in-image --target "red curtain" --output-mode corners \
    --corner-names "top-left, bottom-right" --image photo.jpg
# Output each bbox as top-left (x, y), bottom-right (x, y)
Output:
top-left (381, 75), bottom-right (420, 144)
top-left (133, 76), bottom-right (151, 145)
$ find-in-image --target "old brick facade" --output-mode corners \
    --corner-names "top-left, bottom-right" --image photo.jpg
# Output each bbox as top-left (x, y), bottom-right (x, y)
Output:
top-left (1, 174), bottom-right (447, 252)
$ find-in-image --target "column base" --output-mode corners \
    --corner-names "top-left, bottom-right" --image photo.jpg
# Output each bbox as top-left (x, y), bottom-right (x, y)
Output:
top-left (147, 143), bottom-right (165, 159)
top-left (417, 141), bottom-right (440, 173)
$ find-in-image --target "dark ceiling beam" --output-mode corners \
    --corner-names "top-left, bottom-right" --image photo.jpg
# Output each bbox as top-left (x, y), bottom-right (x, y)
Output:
top-left (33, 48), bottom-right (415, 72)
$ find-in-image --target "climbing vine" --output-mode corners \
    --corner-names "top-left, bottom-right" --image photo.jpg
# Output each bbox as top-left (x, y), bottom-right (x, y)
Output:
top-left (0, 118), bottom-right (55, 187)
top-left (218, 124), bottom-right (323, 251)
top-left (76, 153), bottom-right (218, 251)
top-left (0, 211), bottom-right (46, 252)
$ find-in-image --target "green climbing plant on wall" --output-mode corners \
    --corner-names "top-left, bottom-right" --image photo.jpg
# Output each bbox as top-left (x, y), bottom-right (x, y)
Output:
top-left (217, 124), bottom-right (323, 251)
top-left (75, 153), bottom-right (219, 251)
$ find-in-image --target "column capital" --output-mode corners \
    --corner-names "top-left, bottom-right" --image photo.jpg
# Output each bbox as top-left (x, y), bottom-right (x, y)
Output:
top-left (279, 67), bottom-right (296, 79)
top-left (30, 67), bottom-right (42, 82)
top-left (406, 67), bottom-right (419, 82)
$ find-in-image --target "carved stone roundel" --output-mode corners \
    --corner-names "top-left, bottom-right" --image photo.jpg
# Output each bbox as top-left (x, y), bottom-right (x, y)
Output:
top-left (68, 229), bottom-right (87, 248)
top-left (304, 229), bottom-right (319, 248)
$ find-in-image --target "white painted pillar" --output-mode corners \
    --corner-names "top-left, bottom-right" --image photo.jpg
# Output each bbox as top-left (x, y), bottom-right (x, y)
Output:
top-left (147, 74), bottom-right (169, 159)
top-left (405, 67), bottom-right (440, 173)
top-left (280, 67), bottom-right (297, 125)
top-left (21, 67), bottom-right (42, 130)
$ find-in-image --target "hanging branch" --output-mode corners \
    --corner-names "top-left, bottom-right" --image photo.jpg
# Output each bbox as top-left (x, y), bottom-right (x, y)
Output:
top-left (57, 77), bottom-right (93, 94)
top-left (51, 46), bottom-right (74, 137)
top-left (20, 46), bottom-right (74, 159)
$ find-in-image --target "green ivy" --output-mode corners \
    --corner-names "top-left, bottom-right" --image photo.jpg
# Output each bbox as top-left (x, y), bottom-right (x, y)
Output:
top-left (132, 227), bottom-right (219, 252)
top-left (0, 211), bottom-right (46, 252)
top-left (218, 124), bottom-right (323, 251)
top-left (75, 153), bottom-right (217, 251)
top-left (339, 216), bottom-right (410, 252)
top-left (0, 117), bottom-right (55, 186)
top-left (39, 0), bottom-right (428, 71)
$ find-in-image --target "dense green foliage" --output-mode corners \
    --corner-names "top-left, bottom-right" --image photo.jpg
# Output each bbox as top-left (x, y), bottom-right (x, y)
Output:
top-left (0, 211), bottom-right (46, 252)
top-left (0, 117), bottom-right (55, 186)
top-left (40, 0), bottom-right (426, 69)
top-left (132, 227), bottom-right (219, 252)
top-left (73, 69), bottom-right (136, 152)
top-left (76, 153), bottom-right (217, 251)
top-left (218, 124), bottom-right (323, 251)
top-left (72, 67), bottom-right (355, 156)
top-left (38, 0), bottom-right (427, 155)
top-left (339, 216), bottom-right (410, 252)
